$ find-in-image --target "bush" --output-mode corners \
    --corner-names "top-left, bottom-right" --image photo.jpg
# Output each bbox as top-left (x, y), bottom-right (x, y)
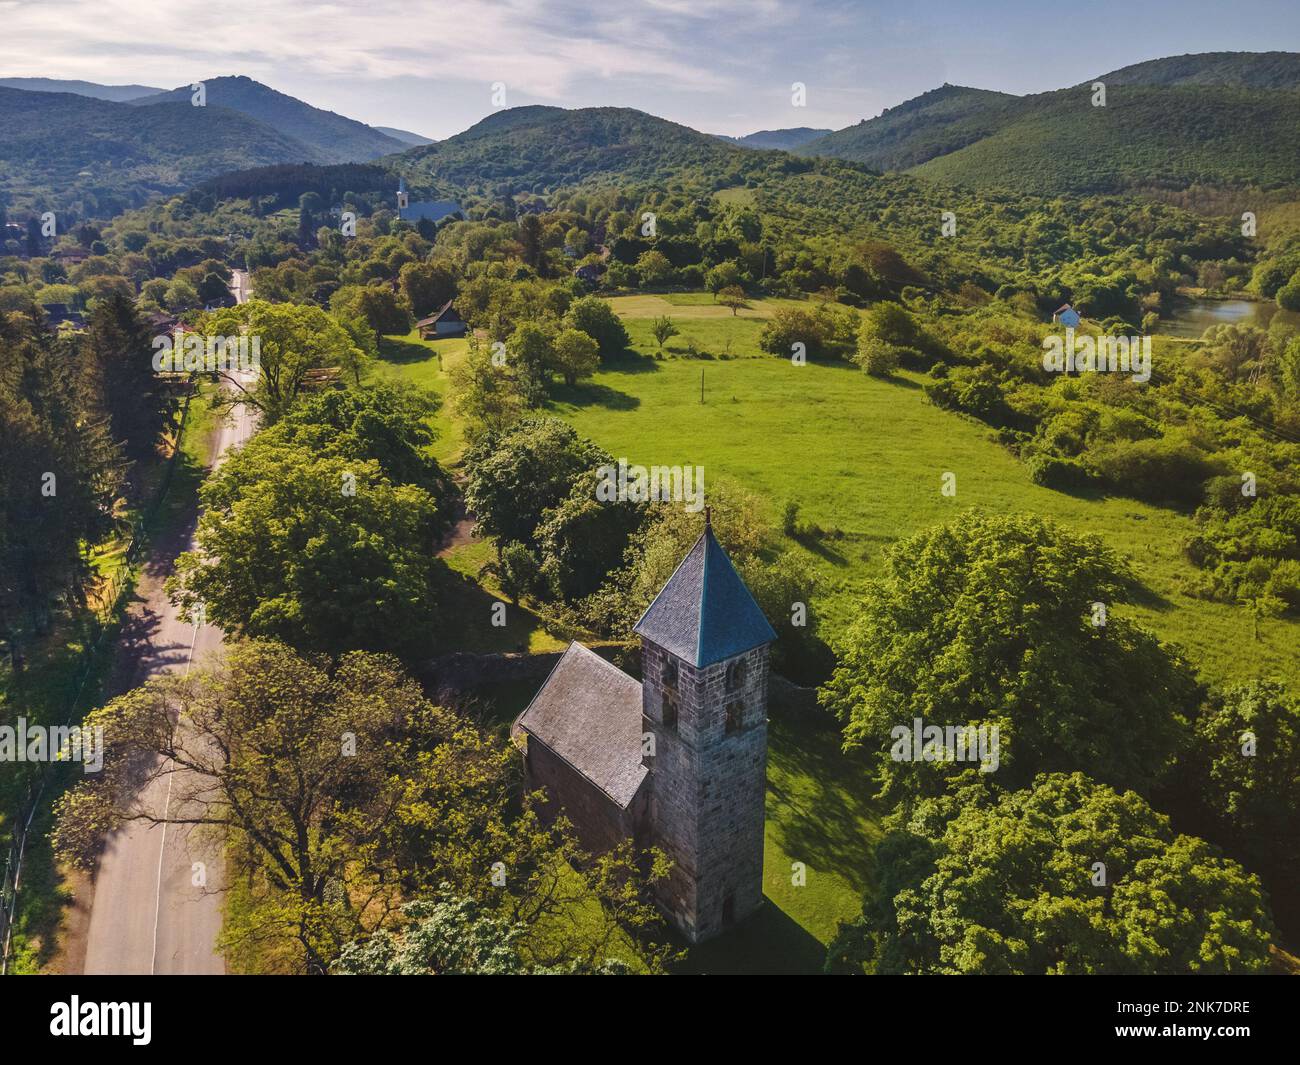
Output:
top-left (855, 337), bottom-right (901, 376)
top-left (782, 500), bottom-right (801, 537)
top-left (1027, 453), bottom-right (1093, 491)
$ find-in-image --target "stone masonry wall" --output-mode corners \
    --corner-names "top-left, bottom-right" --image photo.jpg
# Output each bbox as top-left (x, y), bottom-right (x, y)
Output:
top-left (641, 640), bottom-right (768, 942)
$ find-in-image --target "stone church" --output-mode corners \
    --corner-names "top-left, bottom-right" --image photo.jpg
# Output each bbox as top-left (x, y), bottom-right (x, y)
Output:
top-left (514, 520), bottom-right (775, 943)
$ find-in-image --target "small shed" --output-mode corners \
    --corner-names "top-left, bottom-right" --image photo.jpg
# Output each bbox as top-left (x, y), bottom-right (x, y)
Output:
top-left (416, 300), bottom-right (467, 340)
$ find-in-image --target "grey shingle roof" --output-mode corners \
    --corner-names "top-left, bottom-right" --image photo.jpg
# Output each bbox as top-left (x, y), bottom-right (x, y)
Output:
top-left (633, 525), bottom-right (777, 667)
top-left (516, 643), bottom-right (648, 809)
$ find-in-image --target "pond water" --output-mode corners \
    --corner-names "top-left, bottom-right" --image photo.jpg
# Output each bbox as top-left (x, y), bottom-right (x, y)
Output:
top-left (1159, 297), bottom-right (1300, 339)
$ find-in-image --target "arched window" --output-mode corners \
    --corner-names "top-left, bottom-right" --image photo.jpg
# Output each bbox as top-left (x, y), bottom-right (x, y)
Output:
top-left (662, 694), bottom-right (678, 732)
top-left (662, 657), bottom-right (678, 690)
top-left (725, 657), bottom-right (747, 692)
top-left (725, 701), bottom-right (743, 735)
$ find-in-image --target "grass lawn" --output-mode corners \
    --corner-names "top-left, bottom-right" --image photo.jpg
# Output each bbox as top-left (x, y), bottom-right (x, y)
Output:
top-left (369, 329), bottom-right (472, 464)
top-left (543, 297), bottom-right (1299, 686)
top-left (367, 292), bottom-right (1299, 971)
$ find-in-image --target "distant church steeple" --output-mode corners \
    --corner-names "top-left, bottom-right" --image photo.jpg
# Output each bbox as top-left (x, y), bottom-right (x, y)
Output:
top-left (396, 176), bottom-right (409, 213)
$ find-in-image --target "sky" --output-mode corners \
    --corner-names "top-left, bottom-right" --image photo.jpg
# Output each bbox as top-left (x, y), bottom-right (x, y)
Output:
top-left (1, 0), bottom-right (1298, 139)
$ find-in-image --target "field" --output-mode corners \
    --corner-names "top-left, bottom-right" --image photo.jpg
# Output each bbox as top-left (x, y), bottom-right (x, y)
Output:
top-left (371, 293), bottom-right (1300, 971)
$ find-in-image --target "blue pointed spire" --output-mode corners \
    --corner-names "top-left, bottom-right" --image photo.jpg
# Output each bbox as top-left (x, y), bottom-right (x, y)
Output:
top-left (633, 523), bottom-right (776, 667)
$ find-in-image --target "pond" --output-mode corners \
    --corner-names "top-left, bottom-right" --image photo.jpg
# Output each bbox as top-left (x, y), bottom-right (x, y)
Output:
top-left (1159, 297), bottom-right (1300, 339)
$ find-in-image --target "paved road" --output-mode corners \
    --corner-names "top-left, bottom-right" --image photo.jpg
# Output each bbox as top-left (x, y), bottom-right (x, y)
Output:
top-left (83, 278), bottom-right (255, 975)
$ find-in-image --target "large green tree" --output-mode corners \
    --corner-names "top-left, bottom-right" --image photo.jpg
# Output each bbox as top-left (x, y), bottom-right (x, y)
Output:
top-left (827, 772), bottom-right (1277, 975)
top-left (202, 300), bottom-right (367, 423)
top-left (819, 511), bottom-right (1199, 800)
top-left (169, 447), bottom-right (442, 658)
top-left (463, 417), bottom-right (609, 549)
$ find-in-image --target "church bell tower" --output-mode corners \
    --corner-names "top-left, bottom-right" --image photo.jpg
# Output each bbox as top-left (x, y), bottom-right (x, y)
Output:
top-left (634, 515), bottom-right (775, 942)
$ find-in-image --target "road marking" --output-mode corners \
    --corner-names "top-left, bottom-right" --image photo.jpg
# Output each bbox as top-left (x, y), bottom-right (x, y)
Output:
top-left (149, 616), bottom-right (202, 974)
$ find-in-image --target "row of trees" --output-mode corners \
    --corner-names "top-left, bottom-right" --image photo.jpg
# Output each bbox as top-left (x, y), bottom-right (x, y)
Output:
top-left (1, 296), bottom-right (175, 665)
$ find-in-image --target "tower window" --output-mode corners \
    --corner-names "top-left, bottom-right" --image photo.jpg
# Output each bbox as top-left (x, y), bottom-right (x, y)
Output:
top-left (725, 700), bottom-right (743, 735)
top-left (662, 657), bottom-right (678, 690)
top-left (725, 658), bottom-right (747, 692)
top-left (662, 694), bottom-right (678, 732)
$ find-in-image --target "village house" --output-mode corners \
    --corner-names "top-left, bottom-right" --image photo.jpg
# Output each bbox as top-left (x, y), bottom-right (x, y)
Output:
top-left (1053, 302), bottom-right (1082, 327)
top-left (415, 299), bottom-right (467, 340)
top-left (513, 518), bottom-right (775, 943)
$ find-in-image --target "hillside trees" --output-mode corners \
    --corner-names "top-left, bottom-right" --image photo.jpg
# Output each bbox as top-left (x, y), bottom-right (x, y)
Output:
top-left (826, 772), bottom-right (1276, 975)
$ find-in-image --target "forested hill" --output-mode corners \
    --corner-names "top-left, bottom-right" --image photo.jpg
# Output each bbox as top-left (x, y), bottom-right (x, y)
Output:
top-left (911, 83), bottom-right (1300, 196)
top-left (1094, 50), bottom-right (1300, 89)
top-left (796, 52), bottom-right (1300, 198)
top-left (130, 76), bottom-right (406, 162)
top-left (796, 85), bottom-right (1017, 170)
top-left (0, 86), bottom-right (327, 217)
top-left (393, 106), bottom-right (765, 196)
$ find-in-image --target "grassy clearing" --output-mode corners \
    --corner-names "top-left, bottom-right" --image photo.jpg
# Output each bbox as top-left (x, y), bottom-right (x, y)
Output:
top-left (369, 330), bottom-right (472, 464)
top-left (546, 298), bottom-right (1299, 687)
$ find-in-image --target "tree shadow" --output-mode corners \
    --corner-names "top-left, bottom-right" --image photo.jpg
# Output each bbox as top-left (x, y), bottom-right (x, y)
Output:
top-left (766, 714), bottom-right (881, 897)
top-left (791, 529), bottom-right (850, 566)
top-left (880, 373), bottom-right (922, 390)
top-left (551, 381), bottom-right (640, 412)
top-left (600, 350), bottom-right (661, 375)
top-left (379, 337), bottom-right (438, 365)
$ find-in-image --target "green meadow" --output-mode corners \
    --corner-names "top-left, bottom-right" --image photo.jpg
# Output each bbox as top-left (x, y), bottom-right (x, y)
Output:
top-left (372, 293), bottom-right (1299, 970)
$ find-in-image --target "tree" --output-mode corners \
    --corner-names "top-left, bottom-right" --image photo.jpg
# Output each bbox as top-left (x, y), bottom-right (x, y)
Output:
top-left (636, 250), bottom-right (673, 287)
top-left (448, 337), bottom-right (527, 439)
top-left (536, 470), bottom-right (647, 601)
top-left (463, 417), bottom-right (609, 549)
top-left (84, 293), bottom-right (174, 460)
top-left (169, 447), bottom-right (443, 659)
top-left (330, 283), bottom-right (411, 336)
top-left (506, 320), bottom-right (554, 406)
top-left (1185, 680), bottom-right (1300, 932)
top-left (717, 285), bottom-right (747, 316)
top-left (549, 327), bottom-right (600, 386)
top-left (855, 337), bottom-right (901, 376)
top-left (563, 295), bottom-right (628, 358)
top-left (819, 511), bottom-right (1198, 801)
top-left (650, 316), bottom-right (678, 351)
top-left (399, 260), bottom-right (458, 318)
top-left (334, 891), bottom-right (640, 975)
top-left (758, 303), bottom-right (857, 360)
top-left (246, 384), bottom-right (452, 500)
top-left (826, 772), bottom-right (1276, 975)
top-left (202, 300), bottom-right (367, 423)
